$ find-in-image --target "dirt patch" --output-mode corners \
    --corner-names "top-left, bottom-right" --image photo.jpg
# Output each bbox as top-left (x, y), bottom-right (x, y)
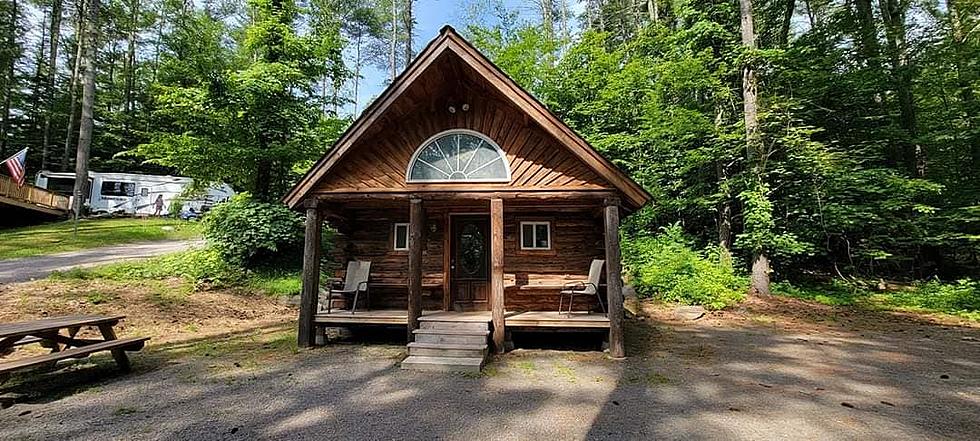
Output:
top-left (0, 279), bottom-right (296, 360)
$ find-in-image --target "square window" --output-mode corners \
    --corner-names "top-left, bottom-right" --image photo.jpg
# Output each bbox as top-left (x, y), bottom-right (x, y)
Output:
top-left (520, 221), bottom-right (551, 250)
top-left (393, 223), bottom-right (409, 250)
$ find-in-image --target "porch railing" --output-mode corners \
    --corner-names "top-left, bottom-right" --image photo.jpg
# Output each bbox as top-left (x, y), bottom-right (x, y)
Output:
top-left (0, 173), bottom-right (70, 212)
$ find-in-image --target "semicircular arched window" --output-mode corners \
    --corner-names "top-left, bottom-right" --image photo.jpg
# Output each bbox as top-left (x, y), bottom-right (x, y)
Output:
top-left (406, 130), bottom-right (511, 183)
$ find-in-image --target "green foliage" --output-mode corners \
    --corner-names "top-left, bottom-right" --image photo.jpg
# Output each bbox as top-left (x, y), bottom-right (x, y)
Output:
top-left (128, 0), bottom-right (349, 201)
top-left (624, 225), bottom-right (747, 309)
top-left (53, 247), bottom-right (237, 285)
top-left (201, 193), bottom-right (304, 268)
top-left (775, 279), bottom-right (980, 321)
top-left (51, 247), bottom-right (302, 297)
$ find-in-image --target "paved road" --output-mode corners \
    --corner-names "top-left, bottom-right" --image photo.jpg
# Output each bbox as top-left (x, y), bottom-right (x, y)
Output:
top-left (0, 240), bottom-right (203, 284)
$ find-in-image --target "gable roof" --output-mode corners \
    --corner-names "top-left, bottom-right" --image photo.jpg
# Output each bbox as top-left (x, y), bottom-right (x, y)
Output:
top-left (284, 26), bottom-right (651, 210)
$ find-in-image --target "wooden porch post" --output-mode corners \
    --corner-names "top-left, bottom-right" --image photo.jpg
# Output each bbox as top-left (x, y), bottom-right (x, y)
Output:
top-left (407, 197), bottom-right (424, 341)
top-left (490, 198), bottom-right (505, 353)
top-left (604, 198), bottom-right (625, 358)
top-left (298, 199), bottom-right (322, 348)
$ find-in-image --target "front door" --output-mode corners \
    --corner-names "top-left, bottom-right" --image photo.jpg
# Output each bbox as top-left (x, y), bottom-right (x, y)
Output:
top-left (450, 215), bottom-right (490, 311)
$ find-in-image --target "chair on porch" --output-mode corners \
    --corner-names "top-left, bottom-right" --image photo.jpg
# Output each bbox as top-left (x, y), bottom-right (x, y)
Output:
top-left (321, 260), bottom-right (372, 314)
top-left (558, 259), bottom-right (607, 315)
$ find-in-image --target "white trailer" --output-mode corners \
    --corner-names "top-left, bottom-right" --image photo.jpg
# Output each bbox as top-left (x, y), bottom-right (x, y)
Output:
top-left (34, 171), bottom-right (234, 216)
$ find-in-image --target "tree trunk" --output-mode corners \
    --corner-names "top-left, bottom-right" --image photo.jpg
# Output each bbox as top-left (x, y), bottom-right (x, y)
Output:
top-left (854, 0), bottom-right (879, 67)
top-left (388, 0), bottom-right (396, 79)
top-left (63, 0), bottom-right (85, 170)
top-left (72, 0), bottom-right (98, 217)
top-left (739, 0), bottom-right (771, 296)
top-left (779, 0), bottom-right (795, 46)
top-left (123, 0), bottom-right (137, 118)
top-left (879, 0), bottom-right (923, 177)
top-left (539, 0), bottom-right (554, 40)
top-left (403, 0), bottom-right (412, 64)
top-left (42, 0), bottom-right (63, 170)
top-left (647, 0), bottom-right (659, 23)
top-left (0, 0), bottom-right (17, 156)
top-left (353, 32), bottom-right (362, 115)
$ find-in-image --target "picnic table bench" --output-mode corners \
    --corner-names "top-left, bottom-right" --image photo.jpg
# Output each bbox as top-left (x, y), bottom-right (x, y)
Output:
top-left (0, 315), bottom-right (149, 379)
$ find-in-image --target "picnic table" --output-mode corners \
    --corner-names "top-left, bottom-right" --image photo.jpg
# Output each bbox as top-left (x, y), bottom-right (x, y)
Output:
top-left (0, 315), bottom-right (149, 379)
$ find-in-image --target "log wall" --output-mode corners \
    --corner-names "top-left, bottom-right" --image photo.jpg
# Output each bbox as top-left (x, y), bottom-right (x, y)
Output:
top-left (328, 203), bottom-right (605, 312)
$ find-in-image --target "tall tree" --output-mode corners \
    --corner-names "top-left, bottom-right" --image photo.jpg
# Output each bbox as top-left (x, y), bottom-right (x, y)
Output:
top-left (72, 0), bottom-right (98, 215)
top-left (41, 0), bottom-right (63, 169)
top-left (739, 0), bottom-right (771, 295)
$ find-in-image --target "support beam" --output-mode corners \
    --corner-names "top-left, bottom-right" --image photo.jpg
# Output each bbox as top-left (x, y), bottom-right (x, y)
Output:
top-left (298, 199), bottom-right (323, 348)
top-left (604, 198), bottom-right (625, 358)
top-left (490, 198), bottom-right (506, 353)
top-left (407, 197), bottom-right (424, 341)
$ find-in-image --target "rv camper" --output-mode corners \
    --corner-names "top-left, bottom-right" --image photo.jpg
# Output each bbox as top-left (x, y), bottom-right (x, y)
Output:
top-left (34, 171), bottom-right (235, 216)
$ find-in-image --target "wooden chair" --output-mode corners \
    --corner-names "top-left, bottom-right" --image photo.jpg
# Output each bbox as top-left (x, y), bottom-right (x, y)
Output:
top-left (558, 259), bottom-right (606, 315)
top-left (323, 260), bottom-right (372, 314)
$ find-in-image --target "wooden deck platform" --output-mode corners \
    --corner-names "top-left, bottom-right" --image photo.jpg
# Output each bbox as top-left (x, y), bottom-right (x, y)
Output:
top-left (314, 310), bottom-right (608, 328)
top-left (505, 311), bottom-right (610, 329)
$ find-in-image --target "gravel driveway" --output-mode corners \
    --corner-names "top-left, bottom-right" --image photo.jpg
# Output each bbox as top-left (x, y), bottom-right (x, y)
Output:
top-left (0, 240), bottom-right (203, 284)
top-left (1, 298), bottom-right (978, 440)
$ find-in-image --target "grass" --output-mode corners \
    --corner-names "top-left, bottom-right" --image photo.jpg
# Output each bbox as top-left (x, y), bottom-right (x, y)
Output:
top-left (50, 248), bottom-right (302, 297)
top-left (774, 279), bottom-right (980, 321)
top-left (0, 217), bottom-right (202, 260)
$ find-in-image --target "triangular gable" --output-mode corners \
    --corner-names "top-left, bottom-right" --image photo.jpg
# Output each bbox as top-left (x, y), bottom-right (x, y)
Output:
top-left (284, 26), bottom-right (651, 210)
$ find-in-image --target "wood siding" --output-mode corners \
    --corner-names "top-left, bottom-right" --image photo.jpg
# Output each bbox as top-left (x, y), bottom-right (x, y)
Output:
top-left (314, 54), bottom-right (613, 195)
top-left (329, 204), bottom-right (605, 312)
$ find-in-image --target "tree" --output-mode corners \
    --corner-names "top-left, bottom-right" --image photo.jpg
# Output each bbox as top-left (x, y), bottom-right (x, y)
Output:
top-left (131, 0), bottom-right (348, 201)
top-left (71, 0), bottom-right (98, 215)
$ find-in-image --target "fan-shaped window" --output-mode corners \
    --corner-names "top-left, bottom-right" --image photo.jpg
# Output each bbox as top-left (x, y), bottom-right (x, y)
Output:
top-left (406, 130), bottom-right (510, 183)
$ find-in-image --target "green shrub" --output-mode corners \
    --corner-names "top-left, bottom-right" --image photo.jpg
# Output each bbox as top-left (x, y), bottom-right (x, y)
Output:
top-left (202, 193), bottom-right (304, 268)
top-left (53, 248), bottom-right (240, 286)
top-left (774, 279), bottom-right (980, 320)
top-left (623, 224), bottom-right (747, 309)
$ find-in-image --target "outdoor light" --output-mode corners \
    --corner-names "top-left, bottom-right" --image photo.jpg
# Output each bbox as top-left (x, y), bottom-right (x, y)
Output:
top-left (448, 105), bottom-right (456, 113)
top-left (462, 103), bottom-right (470, 112)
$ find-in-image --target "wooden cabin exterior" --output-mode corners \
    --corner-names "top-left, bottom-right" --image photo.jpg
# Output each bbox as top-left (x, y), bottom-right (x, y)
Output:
top-left (284, 26), bottom-right (650, 363)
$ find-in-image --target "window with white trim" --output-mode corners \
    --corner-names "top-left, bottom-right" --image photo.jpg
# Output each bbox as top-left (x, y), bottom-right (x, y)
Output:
top-left (406, 130), bottom-right (511, 182)
top-left (393, 223), bottom-right (409, 250)
top-left (520, 221), bottom-right (551, 250)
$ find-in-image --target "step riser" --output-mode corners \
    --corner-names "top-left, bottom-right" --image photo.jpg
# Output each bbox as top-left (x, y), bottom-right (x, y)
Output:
top-left (419, 321), bottom-right (489, 332)
top-left (414, 334), bottom-right (487, 345)
top-left (409, 347), bottom-right (487, 358)
top-left (400, 361), bottom-right (482, 373)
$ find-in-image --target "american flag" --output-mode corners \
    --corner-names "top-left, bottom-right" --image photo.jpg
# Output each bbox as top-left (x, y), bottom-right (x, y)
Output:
top-left (2, 148), bottom-right (27, 187)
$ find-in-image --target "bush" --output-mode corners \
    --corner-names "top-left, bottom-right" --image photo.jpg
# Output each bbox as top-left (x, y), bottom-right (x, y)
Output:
top-left (623, 224), bottom-right (747, 310)
top-left (202, 193), bottom-right (304, 268)
top-left (52, 248), bottom-right (240, 286)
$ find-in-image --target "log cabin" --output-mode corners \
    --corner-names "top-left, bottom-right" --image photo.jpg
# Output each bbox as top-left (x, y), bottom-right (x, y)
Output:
top-left (284, 26), bottom-right (651, 371)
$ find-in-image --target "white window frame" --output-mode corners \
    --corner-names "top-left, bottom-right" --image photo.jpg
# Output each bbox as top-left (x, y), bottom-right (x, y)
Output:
top-left (520, 221), bottom-right (552, 250)
top-left (405, 129), bottom-right (512, 183)
top-left (393, 223), bottom-right (409, 251)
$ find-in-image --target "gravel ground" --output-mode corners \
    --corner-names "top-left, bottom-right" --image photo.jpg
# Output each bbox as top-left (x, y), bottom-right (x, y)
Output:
top-left (0, 240), bottom-right (203, 283)
top-left (1, 298), bottom-right (979, 440)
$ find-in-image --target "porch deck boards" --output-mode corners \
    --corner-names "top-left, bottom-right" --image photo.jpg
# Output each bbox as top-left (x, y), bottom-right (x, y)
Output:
top-left (505, 311), bottom-right (610, 329)
top-left (314, 310), bottom-right (608, 328)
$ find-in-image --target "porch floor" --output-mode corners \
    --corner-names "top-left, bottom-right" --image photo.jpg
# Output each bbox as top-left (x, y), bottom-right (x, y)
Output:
top-left (314, 309), bottom-right (608, 328)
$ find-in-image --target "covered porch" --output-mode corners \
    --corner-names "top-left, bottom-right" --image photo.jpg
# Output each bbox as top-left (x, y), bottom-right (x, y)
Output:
top-left (296, 191), bottom-right (626, 357)
top-left (314, 309), bottom-right (610, 329)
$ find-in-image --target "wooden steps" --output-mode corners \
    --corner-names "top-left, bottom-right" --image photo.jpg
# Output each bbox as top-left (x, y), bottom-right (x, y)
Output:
top-left (402, 315), bottom-right (491, 373)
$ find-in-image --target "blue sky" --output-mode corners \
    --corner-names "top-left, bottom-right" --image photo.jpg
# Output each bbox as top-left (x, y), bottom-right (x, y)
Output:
top-left (351, 0), bottom-right (548, 116)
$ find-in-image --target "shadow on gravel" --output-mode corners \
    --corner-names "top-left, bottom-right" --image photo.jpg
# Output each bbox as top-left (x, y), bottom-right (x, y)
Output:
top-left (583, 299), bottom-right (980, 439)
top-left (2, 299), bottom-right (979, 440)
